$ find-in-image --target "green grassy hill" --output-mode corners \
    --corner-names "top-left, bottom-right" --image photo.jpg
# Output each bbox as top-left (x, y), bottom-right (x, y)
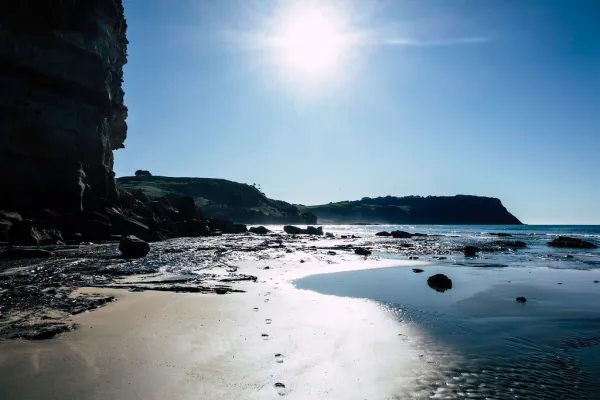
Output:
top-left (117, 176), bottom-right (316, 224)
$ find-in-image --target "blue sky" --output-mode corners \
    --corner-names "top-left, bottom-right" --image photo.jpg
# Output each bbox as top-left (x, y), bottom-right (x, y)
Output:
top-left (116, 0), bottom-right (599, 224)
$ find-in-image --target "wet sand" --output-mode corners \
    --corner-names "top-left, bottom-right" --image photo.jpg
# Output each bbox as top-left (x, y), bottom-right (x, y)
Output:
top-left (0, 257), bottom-right (432, 400)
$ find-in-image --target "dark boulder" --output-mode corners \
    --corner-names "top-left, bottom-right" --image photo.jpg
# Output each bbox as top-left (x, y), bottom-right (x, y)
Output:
top-left (464, 246), bottom-right (480, 257)
top-left (283, 225), bottom-right (323, 235)
top-left (119, 235), bottom-right (151, 259)
top-left (284, 225), bottom-right (302, 235)
top-left (208, 219), bottom-right (247, 234)
top-left (354, 247), bottom-right (372, 256)
top-left (228, 224), bottom-right (248, 234)
top-left (168, 196), bottom-right (202, 221)
top-left (391, 231), bottom-right (412, 239)
top-left (516, 296), bottom-right (527, 303)
top-left (327, 251), bottom-right (337, 255)
top-left (495, 240), bottom-right (527, 249)
top-left (0, 248), bottom-right (54, 259)
top-left (249, 226), bottom-right (270, 234)
top-left (412, 268), bottom-right (424, 273)
top-left (376, 231), bottom-right (391, 237)
top-left (8, 220), bottom-right (53, 246)
top-left (427, 274), bottom-right (453, 292)
top-left (548, 236), bottom-right (597, 249)
top-left (106, 209), bottom-right (150, 239)
top-left (490, 232), bottom-right (512, 237)
top-left (325, 232), bottom-right (334, 238)
top-left (305, 226), bottom-right (323, 235)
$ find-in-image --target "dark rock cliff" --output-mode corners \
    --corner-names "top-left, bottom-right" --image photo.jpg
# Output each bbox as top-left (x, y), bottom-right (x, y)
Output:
top-left (0, 1), bottom-right (128, 215)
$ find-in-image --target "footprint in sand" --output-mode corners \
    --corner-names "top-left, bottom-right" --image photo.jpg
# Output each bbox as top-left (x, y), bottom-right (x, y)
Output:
top-left (265, 319), bottom-right (272, 325)
top-left (274, 382), bottom-right (287, 396)
top-left (264, 298), bottom-right (270, 303)
top-left (274, 353), bottom-right (284, 363)
top-left (264, 292), bottom-right (271, 296)
top-left (261, 334), bottom-right (270, 340)
top-left (253, 307), bottom-right (259, 312)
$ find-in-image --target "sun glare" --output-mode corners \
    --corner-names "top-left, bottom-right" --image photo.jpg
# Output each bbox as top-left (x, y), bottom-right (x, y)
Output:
top-left (269, 3), bottom-right (354, 85)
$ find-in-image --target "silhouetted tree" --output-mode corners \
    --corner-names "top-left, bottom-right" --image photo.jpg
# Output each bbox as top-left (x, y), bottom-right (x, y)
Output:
top-left (135, 170), bottom-right (152, 177)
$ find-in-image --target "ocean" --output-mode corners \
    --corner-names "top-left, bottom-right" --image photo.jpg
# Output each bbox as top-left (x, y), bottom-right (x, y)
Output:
top-left (292, 225), bottom-right (600, 399)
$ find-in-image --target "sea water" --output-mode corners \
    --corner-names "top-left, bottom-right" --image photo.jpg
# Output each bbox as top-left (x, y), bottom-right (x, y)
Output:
top-left (293, 225), bottom-right (600, 399)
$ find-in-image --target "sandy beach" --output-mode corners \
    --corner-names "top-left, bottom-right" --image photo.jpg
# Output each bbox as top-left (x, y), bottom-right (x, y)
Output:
top-left (0, 256), bottom-right (432, 400)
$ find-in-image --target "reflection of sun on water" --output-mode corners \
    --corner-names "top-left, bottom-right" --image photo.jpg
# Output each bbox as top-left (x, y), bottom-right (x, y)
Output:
top-left (267, 2), bottom-right (356, 87)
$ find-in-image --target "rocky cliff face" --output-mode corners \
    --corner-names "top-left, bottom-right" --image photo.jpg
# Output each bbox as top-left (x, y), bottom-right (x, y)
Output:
top-left (0, 0), bottom-right (128, 215)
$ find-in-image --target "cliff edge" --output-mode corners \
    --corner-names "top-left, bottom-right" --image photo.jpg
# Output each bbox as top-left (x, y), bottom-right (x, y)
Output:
top-left (0, 0), bottom-right (128, 214)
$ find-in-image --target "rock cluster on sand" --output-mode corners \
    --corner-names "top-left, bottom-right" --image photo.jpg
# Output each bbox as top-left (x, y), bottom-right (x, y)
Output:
top-left (249, 226), bottom-right (270, 234)
top-left (354, 248), bottom-right (372, 256)
top-left (427, 274), bottom-right (453, 292)
top-left (119, 235), bottom-right (150, 259)
top-left (464, 246), bottom-right (480, 256)
top-left (548, 236), bottom-right (597, 249)
top-left (283, 225), bottom-right (323, 235)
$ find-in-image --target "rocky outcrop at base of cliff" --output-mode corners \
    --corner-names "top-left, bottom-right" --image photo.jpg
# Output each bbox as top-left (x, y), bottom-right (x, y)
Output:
top-left (0, 1), bottom-right (128, 215)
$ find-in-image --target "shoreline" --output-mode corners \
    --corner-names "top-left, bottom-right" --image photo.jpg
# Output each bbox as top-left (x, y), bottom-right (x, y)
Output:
top-left (0, 255), bottom-right (432, 400)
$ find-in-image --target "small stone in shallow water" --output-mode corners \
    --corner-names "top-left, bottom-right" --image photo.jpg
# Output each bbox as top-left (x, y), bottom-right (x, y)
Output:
top-left (327, 251), bottom-right (336, 255)
top-left (412, 268), bottom-right (424, 273)
top-left (427, 274), bottom-right (452, 292)
top-left (215, 288), bottom-right (228, 295)
top-left (594, 280), bottom-right (599, 284)
top-left (516, 296), bottom-right (527, 303)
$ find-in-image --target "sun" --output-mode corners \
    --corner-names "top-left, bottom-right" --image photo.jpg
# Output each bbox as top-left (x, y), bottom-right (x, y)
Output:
top-left (269, 2), bottom-right (353, 85)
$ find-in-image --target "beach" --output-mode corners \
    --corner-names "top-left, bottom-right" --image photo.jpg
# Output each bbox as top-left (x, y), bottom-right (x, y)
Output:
top-left (0, 256), bottom-right (431, 400)
top-left (1, 225), bottom-right (599, 399)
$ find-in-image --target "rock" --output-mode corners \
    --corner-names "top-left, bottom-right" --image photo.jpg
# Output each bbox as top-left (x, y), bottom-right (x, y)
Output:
top-left (8, 220), bottom-right (53, 246)
top-left (341, 235), bottom-right (349, 239)
top-left (490, 232), bottom-right (512, 237)
top-left (0, 211), bottom-right (22, 223)
top-left (566, 255), bottom-right (574, 259)
top-left (0, 248), bottom-right (54, 259)
top-left (354, 248), bottom-right (372, 256)
top-left (0, 219), bottom-right (12, 242)
top-left (168, 196), bottom-right (202, 221)
top-left (0, 2), bottom-right (128, 214)
top-left (412, 268), bottom-right (424, 273)
top-left (427, 274), bottom-right (452, 292)
top-left (376, 231), bottom-right (391, 237)
top-left (249, 226), bottom-right (270, 235)
top-left (208, 219), bottom-right (247, 234)
top-left (594, 280), bottom-right (599, 284)
top-left (516, 296), bottom-right (527, 303)
top-left (464, 246), bottom-right (480, 257)
top-left (326, 232), bottom-right (334, 238)
top-left (283, 225), bottom-right (323, 235)
top-left (495, 240), bottom-right (527, 249)
top-left (119, 235), bottom-right (150, 259)
top-left (215, 288), bottom-right (228, 295)
top-left (106, 208), bottom-right (150, 239)
top-left (305, 226), bottom-right (324, 235)
top-left (391, 231), bottom-right (412, 239)
top-left (548, 236), bottom-right (597, 249)
top-left (284, 225), bottom-right (302, 235)
top-left (300, 259), bottom-right (305, 263)
top-left (327, 251), bottom-right (337, 255)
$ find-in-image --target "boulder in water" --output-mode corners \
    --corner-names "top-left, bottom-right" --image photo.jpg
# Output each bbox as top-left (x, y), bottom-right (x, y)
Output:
top-left (354, 247), bottom-right (372, 256)
top-left (376, 231), bottom-right (391, 237)
top-left (548, 236), bottom-right (597, 249)
top-left (412, 268), bottom-right (424, 273)
top-left (119, 235), bottom-right (150, 259)
top-left (464, 246), bottom-right (480, 257)
top-left (284, 225), bottom-right (302, 235)
top-left (390, 231), bottom-right (412, 239)
top-left (249, 226), bottom-right (270, 234)
top-left (427, 274), bottom-right (452, 292)
top-left (516, 296), bottom-right (527, 303)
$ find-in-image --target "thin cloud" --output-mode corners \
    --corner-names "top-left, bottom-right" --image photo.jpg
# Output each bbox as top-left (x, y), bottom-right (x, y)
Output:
top-left (383, 36), bottom-right (490, 47)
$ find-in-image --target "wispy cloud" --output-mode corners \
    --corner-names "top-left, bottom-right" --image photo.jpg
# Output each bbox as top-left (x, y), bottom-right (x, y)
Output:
top-left (383, 36), bottom-right (490, 47)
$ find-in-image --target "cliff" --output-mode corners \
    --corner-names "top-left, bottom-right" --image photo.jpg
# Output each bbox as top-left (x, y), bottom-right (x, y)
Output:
top-left (0, 1), bottom-right (128, 215)
top-left (299, 195), bottom-right (523, 225)
top-left (117, 176), bottom-right (317, 224)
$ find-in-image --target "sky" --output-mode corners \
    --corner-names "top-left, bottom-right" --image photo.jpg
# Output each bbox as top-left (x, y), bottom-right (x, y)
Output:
top-left (116, 0), bottom-right (600, 224)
